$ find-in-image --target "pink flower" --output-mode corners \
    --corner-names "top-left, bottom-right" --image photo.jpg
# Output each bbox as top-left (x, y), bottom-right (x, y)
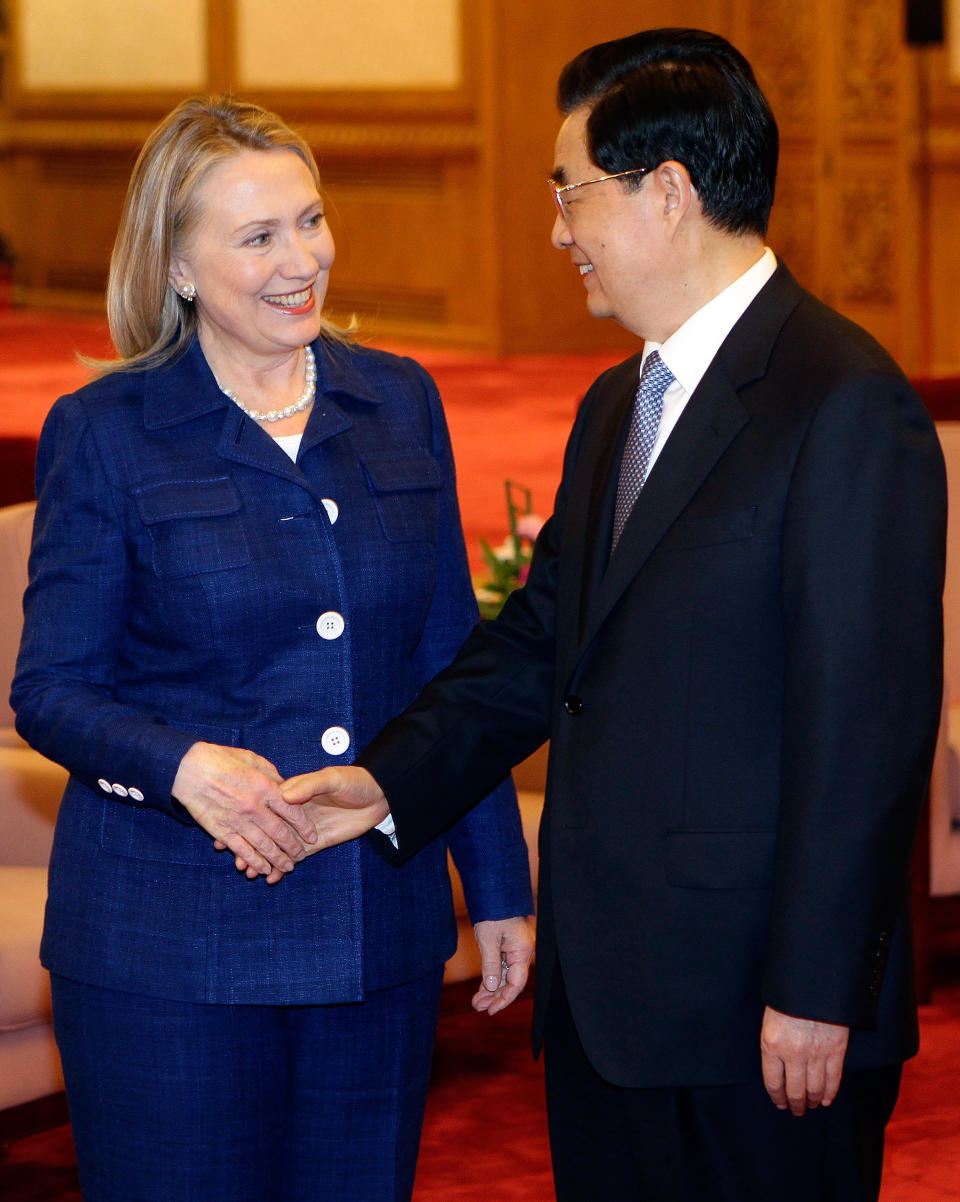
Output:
top-left (515, 513), bottom-right (545, 542)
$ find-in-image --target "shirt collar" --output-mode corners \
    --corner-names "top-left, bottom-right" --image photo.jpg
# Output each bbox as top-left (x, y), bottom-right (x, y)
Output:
top-left (643, 247), bottom-right (778, 394)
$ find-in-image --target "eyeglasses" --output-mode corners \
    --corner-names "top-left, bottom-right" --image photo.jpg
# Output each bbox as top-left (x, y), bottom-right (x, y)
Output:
top-left (548, 168), bottom-right (650, 219)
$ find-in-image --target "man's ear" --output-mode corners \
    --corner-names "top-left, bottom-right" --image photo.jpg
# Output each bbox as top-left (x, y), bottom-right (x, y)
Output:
top-left (657, 161), bottom-right (696, 225)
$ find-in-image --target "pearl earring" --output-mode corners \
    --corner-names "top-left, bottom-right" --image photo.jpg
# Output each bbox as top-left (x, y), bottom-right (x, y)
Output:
top-left (180, 283), bottom-right (196, 302)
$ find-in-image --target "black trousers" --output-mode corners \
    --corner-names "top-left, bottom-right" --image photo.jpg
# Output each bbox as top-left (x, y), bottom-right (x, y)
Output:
top-left (543, 970), bottom-right (902, 1202)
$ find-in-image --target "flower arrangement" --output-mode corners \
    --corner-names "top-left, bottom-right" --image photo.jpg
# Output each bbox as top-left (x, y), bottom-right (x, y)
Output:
top-left (474, 480), bottom-right (545, 619)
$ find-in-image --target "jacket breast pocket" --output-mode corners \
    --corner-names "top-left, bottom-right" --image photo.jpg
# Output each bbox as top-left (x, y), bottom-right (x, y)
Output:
top-left (359, 452), bottom-right (443, 543)
top-left (134, 478), bottom-right (251, 580)
top-left (659, 506), bottom-right (757, 552)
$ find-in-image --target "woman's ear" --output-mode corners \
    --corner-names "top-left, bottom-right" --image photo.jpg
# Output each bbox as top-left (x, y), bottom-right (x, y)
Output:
top-left (168, 258), bottom-right (196, 301)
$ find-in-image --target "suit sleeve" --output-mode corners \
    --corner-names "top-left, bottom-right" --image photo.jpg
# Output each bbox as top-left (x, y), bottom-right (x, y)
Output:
top-left (763, 372), bottom-right (946, 1027)
top-left (11, 396), bottom-right (198, 818)
top-left (358, 375), bottom-right (602, 864)
top-left (397, 362), bottom-right (533, 918)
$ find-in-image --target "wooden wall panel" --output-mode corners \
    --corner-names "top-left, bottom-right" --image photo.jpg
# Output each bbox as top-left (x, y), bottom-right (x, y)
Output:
top-left (921, 45), bottom-right (960, 373)
top-left (0, 3), bottom-right (15, 258)
top-left (321, 151), bottom-right (489, 344)
top-left (927, 139), bottom-right (960, 374)
top-left (1, 0), bottom-right (497, 346)
top-left (735, 0), bottom-right (919, 368)
top-left (236, 0), bottom-right (461, 90)
top-left (8, 131), bottom-right (489, 344)
top-left (1, 0), bottom-right (956, 366)
top-left (12, 147), bottom-right (134, 305)
top-left (489, 0), bottom-right (735, 355)
top-left (743, 2), bottom-right (821, 297)
top-left (18, 0), bottom-right (205, 91)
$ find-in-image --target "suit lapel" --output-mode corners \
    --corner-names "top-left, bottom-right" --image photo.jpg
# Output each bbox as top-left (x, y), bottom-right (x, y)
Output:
top-left (561, 261), bottom-right (805, 680)
top-left (570, 375), bottom-right (749, 670)
top-left (555, 355), bottom-right (641, 659)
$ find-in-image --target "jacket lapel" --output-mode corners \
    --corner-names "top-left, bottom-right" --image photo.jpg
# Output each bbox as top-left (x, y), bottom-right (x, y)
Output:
top-left (568, 375), bottom-right (749, 674)
top-left (143, 337), bottom-right (383, 505)
top-left (555, 354), bottom-right (641, 660)
top-left (561, 261), bottom-right (805, 681)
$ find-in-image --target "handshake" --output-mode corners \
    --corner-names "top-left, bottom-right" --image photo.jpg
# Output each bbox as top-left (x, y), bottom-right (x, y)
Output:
top-left (172, 741), bottom-right (391, 884)
top-left (171, 741), bottom-right (537, 1014)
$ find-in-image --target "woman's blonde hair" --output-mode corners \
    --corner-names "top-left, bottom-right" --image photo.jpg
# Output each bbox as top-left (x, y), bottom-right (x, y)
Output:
top-left (97, 94), bottom-right (348, 372)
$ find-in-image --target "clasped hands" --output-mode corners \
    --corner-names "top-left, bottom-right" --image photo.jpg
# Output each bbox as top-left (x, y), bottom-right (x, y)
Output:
top-left (173, 743), bottom-right (404, 883)
top-left (173, 745), bottom-right (848, 1075)
top-left (173, 743), bottom-right (534, 1013)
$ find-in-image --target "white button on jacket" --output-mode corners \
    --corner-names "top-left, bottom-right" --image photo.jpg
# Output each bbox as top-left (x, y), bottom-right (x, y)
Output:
top-left (316, 612), bottom-right (345, 640)
top-left (321, 726), bottom-right (350, 755)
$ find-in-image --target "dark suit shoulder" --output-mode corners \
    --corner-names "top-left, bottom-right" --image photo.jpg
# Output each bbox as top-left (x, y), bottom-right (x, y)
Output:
top-left (784, 289), bottom-right (905, 380)
top-left (729, 268), bottom-right (924, 432)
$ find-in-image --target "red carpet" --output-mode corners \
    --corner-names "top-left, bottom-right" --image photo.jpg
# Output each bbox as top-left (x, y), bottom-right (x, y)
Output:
top-left (3, 975), bottom-right (960, 1199)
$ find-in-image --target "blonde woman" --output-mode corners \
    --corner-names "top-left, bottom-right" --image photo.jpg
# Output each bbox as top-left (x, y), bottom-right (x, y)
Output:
top-left (13, 95), bottom-right (533, 1202)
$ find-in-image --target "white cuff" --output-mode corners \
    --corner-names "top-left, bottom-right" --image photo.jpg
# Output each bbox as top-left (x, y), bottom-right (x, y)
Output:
top-left (375, 811), bottom-right (398, 849)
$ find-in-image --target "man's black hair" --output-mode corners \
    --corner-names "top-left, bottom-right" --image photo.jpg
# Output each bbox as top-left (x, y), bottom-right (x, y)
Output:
top-left (557, 28), bottom-right (778, 237)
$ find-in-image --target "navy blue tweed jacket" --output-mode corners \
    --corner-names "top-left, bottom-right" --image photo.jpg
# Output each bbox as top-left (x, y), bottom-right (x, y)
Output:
top-left (13, 336), bottom-right (532, 1005)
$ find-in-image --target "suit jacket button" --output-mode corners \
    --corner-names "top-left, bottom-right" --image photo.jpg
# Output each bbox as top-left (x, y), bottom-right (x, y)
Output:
top-left (316, 611), bottom-right (345, 640)
top-left (321, 726), bottom-right (351, 755)
top-left (564, 695), bottom-right (583, 715)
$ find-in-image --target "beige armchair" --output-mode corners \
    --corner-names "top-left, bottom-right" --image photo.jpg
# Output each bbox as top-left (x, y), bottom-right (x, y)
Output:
top-left (0, 501), bottom-right (68, 1134)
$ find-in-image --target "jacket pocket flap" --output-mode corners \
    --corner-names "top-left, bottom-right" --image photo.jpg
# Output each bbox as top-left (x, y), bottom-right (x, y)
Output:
top-left (660, 506), bottom-right (757, 551)
top-left (359, 453), bottom-right (443, 494)
top-left (134, 478), bottom-right (242, 524)
top-left (666, 828), bottom-right (775, 889)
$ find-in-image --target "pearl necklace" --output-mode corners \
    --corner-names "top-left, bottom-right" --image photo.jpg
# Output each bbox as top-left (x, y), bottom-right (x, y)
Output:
top-left (216, 345), bottom-right (317, 423)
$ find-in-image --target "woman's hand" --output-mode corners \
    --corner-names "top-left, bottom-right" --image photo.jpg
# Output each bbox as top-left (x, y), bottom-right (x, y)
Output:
top-left (173, 742), bottom-right (318, 882)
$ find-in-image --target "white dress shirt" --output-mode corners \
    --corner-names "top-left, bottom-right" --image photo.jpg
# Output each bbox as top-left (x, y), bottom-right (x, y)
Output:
top-left (642, 247), bottom-right (778, 477)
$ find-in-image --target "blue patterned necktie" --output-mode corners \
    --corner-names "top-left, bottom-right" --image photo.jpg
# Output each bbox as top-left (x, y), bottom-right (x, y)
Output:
top-left (611, 350), bottom-right (674, 550)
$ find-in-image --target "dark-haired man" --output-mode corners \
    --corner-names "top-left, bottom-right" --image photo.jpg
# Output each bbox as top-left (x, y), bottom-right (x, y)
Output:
top-left (281, 28), bottom-right (946, 1200)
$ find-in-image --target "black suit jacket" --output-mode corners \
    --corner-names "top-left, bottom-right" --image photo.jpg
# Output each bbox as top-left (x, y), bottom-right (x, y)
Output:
top-left (359, 264), bottom-right (947, 1089)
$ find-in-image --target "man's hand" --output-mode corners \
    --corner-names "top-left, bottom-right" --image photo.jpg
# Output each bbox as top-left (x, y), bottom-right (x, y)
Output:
top-left (173, 742), bottom-right (317, 882)
top-left (471, 917), bottom-right (536, 1016)
top-left (224, 769), bottom-right (390, 882)
top-left (760, 1005), bottom-right (850, 1115)
top-left (280, 766), bottom-right (391, 847)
